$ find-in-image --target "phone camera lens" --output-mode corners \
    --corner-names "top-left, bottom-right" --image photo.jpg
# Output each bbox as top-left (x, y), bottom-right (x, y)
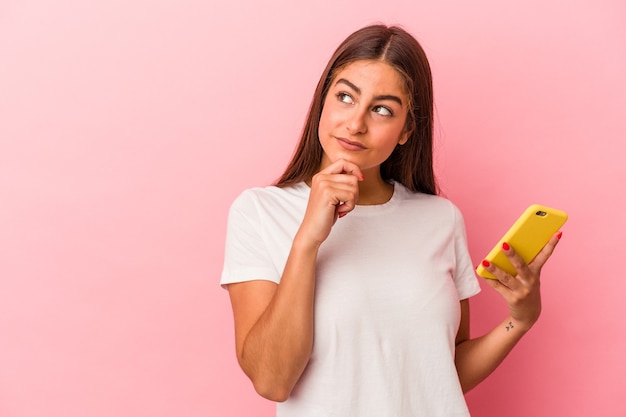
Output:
top-left (536, 211), bottom-right (547, 216)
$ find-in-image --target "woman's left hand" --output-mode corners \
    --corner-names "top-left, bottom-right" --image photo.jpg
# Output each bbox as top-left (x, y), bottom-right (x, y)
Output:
top-left (481, 232), bottom-right (562, 331)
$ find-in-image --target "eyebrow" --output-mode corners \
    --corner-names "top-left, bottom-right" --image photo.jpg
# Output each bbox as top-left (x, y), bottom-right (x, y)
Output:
top-left (335, 78), bottom-right (403, 106)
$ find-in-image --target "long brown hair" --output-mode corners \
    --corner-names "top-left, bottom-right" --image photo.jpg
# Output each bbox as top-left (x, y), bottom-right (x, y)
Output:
top-left (275, 24), bottom-right (437, 195)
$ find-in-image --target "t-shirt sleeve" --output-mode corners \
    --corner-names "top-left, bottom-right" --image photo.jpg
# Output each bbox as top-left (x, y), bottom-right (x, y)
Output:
top-left (451, 204), bottom-right (481, 300)
top-left (220, 190), bottom-right (280, 288)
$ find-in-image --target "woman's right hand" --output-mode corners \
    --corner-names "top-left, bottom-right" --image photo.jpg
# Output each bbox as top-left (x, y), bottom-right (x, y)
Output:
top-left (297, 159), bottom-right (364, 248)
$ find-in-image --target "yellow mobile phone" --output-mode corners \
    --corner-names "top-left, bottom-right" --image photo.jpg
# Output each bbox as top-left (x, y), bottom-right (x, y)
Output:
top-left (476, 204), bottom-right (568, 279)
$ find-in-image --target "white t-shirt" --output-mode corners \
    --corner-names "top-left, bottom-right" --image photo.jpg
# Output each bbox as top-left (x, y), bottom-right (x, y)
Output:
top-left (221, 181), bottom-right (481, 417)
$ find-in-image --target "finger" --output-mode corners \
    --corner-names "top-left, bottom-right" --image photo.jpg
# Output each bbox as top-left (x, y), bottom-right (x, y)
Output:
top-left (320, 173), bottom-right (361, 188)
top-left (320, 158), bottom-right (364, 181)
top-left (529, 232), bottom-right (562, 271)
top-left (314, 176), bottom-right (359, 200)
top-left (480, 259), bottom-right (520, 290)
top-left (333, 187), bottom-right (359, 215)
top-left (482, 274), bottom-right (512, 297)
top-left (311, 171), bottom-right (359, 195)
top-left (501, 242), bottom-right (532, 282)
top-left (311, 178), bottom-right (359, 215)
top-left (312, 172), bottom-right (360, 213)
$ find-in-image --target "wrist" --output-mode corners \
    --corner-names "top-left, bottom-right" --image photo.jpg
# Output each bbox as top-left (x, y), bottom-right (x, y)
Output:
top-left (506, 316), bottom-right (535, 334)
top-left (292, 231), bottom-right (322, 254)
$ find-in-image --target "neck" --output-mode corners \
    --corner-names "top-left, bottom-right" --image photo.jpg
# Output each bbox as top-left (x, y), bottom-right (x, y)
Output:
top-left (357, 168), bottom-right (393, 205)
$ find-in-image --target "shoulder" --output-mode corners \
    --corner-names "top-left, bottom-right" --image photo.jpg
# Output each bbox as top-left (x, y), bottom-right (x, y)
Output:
top-left (394, 183), bottom-right (471, 243)
top-left (229, 182), bottom-right (309, 215)
top-left (393, 182), bottom-right (468, 232)
top-left (395, 182), bottom-right (463, 218)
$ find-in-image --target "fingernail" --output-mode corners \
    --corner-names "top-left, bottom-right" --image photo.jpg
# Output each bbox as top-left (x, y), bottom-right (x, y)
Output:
top-left (482, 260), bottom-right (490, 268)
top-left (557, 232), bottom-right (563, 239)
top-left (338, 212), bottom-right (347, 218)
top-left (360, 173), bottom-right (365, 180)
top-left (502, 242), bottom-right (510, 251)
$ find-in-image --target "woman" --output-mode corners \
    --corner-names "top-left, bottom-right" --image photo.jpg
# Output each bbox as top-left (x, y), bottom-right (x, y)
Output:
top-left (221, 24), bottom-right (561, 416)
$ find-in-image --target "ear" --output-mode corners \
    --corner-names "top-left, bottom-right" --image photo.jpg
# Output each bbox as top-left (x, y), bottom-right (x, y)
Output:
top-left (398, 129), bottom-right (411, 146)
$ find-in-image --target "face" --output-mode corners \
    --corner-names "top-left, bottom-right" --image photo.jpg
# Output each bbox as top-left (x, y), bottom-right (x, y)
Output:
top-left (317, 60), bottom-right (410, 174)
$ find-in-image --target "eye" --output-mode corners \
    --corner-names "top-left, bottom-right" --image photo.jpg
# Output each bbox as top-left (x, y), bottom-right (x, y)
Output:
top-left (373, 105), bottom-right (393, 117)
top-left (336, 92), bottom-right (354, 104)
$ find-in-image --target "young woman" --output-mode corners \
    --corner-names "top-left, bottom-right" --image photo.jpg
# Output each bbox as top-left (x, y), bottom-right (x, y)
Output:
top-left (221, 24), bottom-right (561, 416)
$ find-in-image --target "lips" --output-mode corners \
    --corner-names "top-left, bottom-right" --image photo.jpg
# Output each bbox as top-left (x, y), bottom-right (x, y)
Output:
top-left (336, 137), bottom-right (367, 151)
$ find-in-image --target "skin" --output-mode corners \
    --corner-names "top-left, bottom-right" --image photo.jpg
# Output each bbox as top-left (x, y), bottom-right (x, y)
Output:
top-left (226, 59), bottom-right (561, 402)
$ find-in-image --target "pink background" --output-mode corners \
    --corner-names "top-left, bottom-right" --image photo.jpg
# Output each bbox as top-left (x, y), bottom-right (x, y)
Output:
top-left (1, 0), bottom-right (624, 416)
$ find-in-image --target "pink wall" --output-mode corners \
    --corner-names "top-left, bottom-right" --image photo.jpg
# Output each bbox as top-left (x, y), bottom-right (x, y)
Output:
top-left (1, 0), bottom-right (624, 416)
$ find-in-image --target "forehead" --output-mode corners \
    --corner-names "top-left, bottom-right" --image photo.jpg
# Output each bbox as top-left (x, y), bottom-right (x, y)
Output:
top-left (331, 60), bottom-right (407, 96)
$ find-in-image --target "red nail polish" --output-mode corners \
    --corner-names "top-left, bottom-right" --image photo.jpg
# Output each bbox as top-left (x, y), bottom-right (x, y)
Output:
top-left (502, 242), bottom-right (510, 251)
top-left (482, 260), bottom-right (490, 268)
top-left (338, 212), bottom-right (347, 218)
top-left (557, 232), bottom-right (563, 239)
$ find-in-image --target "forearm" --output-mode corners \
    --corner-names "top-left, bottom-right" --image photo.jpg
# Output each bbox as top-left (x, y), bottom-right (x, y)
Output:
top-left (239, 236), bottom-right (318, 401)
top-left (455, 316), bottom-right (533, 393)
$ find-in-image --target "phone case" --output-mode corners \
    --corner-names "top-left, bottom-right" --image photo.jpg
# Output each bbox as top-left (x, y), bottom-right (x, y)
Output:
top-left (475, 204), bottom-right (568, 279)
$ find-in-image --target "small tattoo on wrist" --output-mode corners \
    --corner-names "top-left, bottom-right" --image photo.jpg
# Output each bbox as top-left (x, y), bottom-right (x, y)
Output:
top-left (506, 321), bottom-right (514, 332)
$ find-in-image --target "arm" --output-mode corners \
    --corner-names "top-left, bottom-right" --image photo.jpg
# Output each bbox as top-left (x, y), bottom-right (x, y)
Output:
top-left (455, 301), bottom-right (534, 393)
top-left (227, 237), bottom-right (318, 402)
top-left (226, 160), bottom-right (363, 402)
top-left (454, 232), bottom-right (562, 393)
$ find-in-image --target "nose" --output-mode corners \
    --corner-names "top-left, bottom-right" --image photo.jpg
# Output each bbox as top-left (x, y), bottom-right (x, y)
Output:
top-left (346, 107), bottom-right (367, 135)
